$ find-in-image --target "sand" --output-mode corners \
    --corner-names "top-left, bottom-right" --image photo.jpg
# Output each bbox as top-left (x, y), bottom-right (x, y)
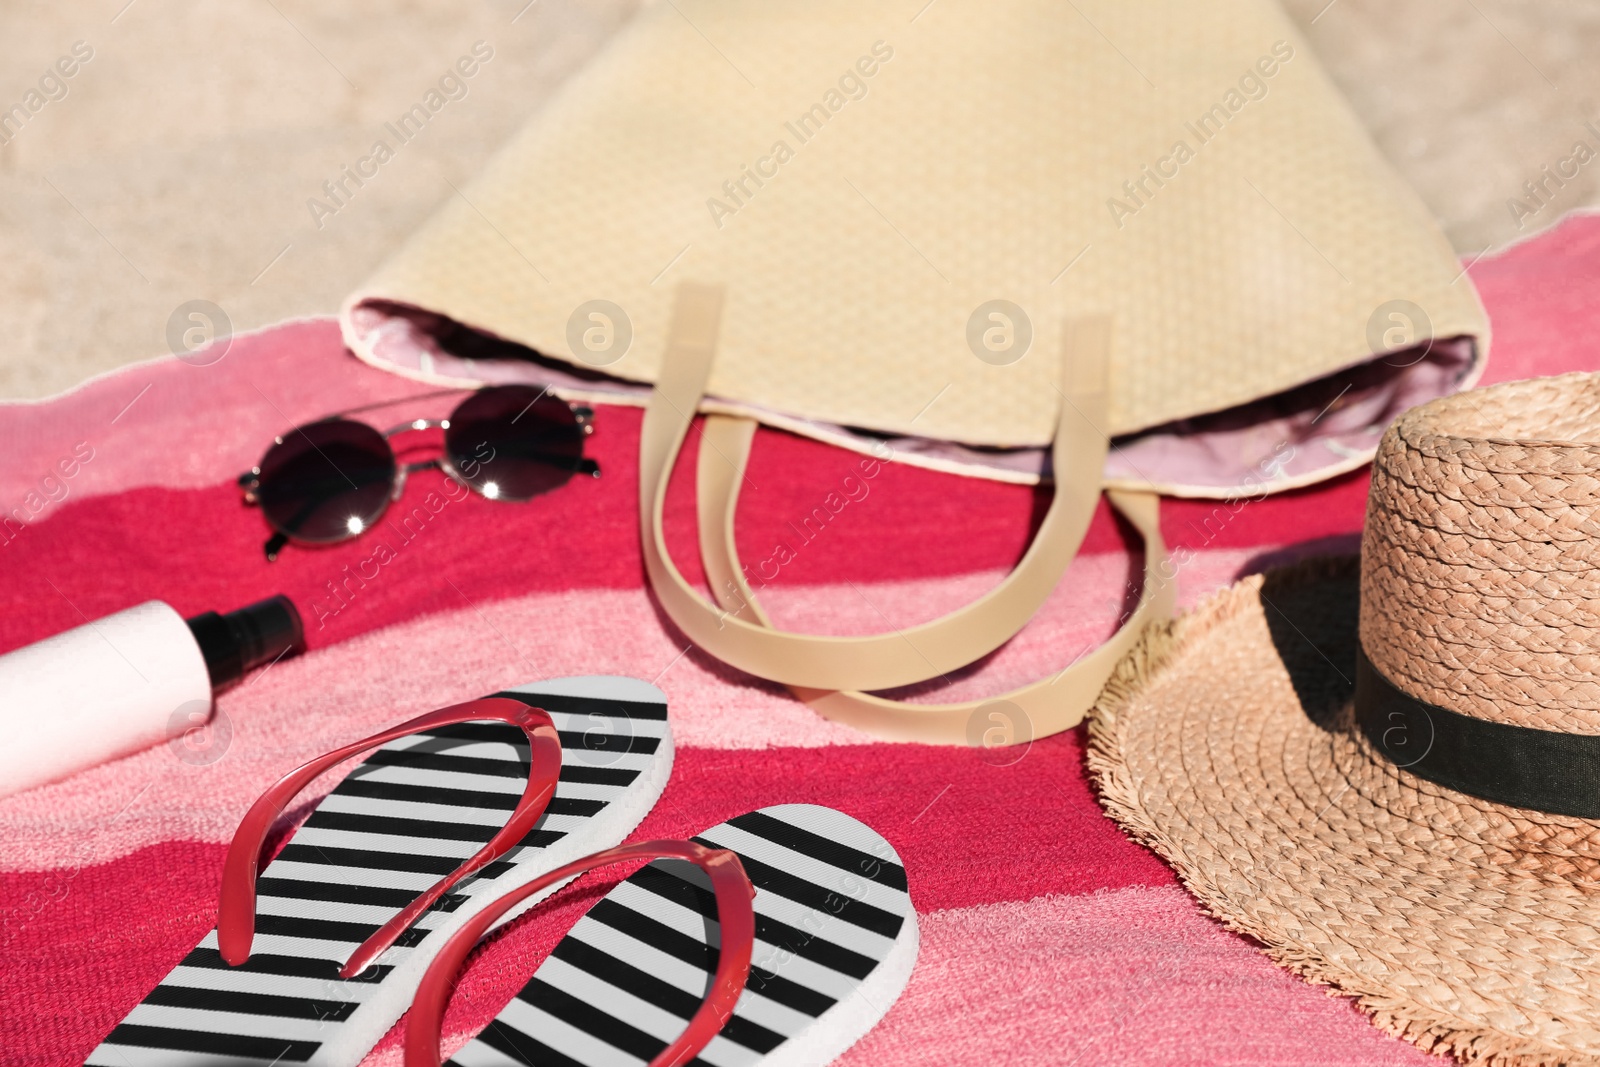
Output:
top-left (0, 0), bottom-right (1593, 399)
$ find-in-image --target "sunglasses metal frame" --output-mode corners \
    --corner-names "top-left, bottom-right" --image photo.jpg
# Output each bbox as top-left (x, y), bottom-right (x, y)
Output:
top-left (238, 388), bottom-right (599, 560)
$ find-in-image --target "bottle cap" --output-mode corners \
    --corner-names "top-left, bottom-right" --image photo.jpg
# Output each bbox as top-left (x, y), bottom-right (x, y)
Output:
top-left (185, 595), bottom-right (305, 690)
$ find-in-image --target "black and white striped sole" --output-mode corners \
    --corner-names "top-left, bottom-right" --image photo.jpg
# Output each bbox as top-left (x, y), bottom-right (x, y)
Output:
top-left (444, 803), bottom-right (918, 1067)
top-left (86, 676), bottom-right (675, 1067)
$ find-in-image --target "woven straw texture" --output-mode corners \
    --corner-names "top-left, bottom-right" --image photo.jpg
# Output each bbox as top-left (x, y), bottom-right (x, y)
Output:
top-left (1362, 374), bottom-right (1600, 735)
top-left (1088, 373), bottom-right (1600, 1066)
top-left (342, 0), bottom-right (1487, 448)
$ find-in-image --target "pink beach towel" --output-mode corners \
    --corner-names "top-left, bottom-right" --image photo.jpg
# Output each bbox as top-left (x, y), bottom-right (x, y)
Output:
top-left (3, 215), bottom-right (1599, 1066)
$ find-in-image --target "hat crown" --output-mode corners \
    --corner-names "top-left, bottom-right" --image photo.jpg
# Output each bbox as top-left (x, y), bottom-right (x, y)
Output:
top-left (1359, 372), bottom-right (1600, 734)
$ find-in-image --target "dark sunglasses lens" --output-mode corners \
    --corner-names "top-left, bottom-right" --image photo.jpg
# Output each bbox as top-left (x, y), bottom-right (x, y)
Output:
top-left (445, 387), bottom-right (591, 502)
top-left (256, 420), bottom-right (396, 543)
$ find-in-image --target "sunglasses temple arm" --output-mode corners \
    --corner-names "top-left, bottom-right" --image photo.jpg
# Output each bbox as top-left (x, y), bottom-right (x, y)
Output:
top-left (263, 531), bottom-right (289, 562)
top-left (529, 454), bottom-right (600, 476)
top-left (452, 453), bottom-right (599, 483)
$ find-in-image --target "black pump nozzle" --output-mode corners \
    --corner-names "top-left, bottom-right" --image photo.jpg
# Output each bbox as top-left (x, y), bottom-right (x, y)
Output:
top-left (185, 595), bottom-right (304, 691)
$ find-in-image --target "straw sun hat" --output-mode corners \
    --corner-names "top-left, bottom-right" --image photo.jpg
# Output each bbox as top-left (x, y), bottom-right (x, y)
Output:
top-left (1088, 372), bottom-right (1600, 1066)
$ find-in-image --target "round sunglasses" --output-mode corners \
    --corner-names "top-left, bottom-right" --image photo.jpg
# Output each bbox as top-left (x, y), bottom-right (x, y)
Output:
top-left (239, 385), bottom-right (598, 560)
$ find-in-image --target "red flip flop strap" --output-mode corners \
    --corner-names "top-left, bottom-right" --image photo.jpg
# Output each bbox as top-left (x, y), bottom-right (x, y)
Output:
top-left (404, 839), bottom-right (758, 1067)
top-left (216, 697), bottom-right (563, 975)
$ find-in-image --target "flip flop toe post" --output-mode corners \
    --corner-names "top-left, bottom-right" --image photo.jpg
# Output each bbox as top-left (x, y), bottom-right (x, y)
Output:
top-left (420, 803), bottom-right (918, 1067)
top-left (85, 675), bottom-right (674, 1067)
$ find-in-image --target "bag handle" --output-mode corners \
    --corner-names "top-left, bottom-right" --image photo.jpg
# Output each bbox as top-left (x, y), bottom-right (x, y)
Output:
top-left (640, 282), bottom-right (1124, 694)
top-left (695, 413), bottom-right (1172, 742)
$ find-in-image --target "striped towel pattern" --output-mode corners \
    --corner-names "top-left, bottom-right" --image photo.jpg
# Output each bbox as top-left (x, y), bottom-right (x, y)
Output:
top-left (86, 679), bottom-right (673, 1067)
top-left (4, 221), bottom-right (1594, 1065)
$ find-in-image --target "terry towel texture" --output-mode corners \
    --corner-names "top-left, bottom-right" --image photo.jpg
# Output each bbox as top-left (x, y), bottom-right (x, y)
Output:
top-left (1, 218), bottom-right (1598, 1064)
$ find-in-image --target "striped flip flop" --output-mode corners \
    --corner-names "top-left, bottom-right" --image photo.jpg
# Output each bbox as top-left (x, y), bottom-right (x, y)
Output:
top-left (86, 675), bottom-right (674, 1067)
top-left (409, 803), bottom-right (918, 1067)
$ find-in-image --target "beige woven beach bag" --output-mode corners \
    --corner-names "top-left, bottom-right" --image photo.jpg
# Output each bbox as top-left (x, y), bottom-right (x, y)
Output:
top-left (341, 0), bottom-right (1489, 744)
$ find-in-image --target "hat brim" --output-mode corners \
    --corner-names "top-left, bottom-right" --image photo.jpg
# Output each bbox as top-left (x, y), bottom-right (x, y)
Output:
top-left (1088, 555), bottom-right (1600, 1067)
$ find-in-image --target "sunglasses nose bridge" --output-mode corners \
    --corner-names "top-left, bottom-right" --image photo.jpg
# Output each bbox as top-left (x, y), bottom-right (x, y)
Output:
top-left (383, 417), bottom-right (451, 437)
top-left (385, 420), bottom-right (452, 488)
